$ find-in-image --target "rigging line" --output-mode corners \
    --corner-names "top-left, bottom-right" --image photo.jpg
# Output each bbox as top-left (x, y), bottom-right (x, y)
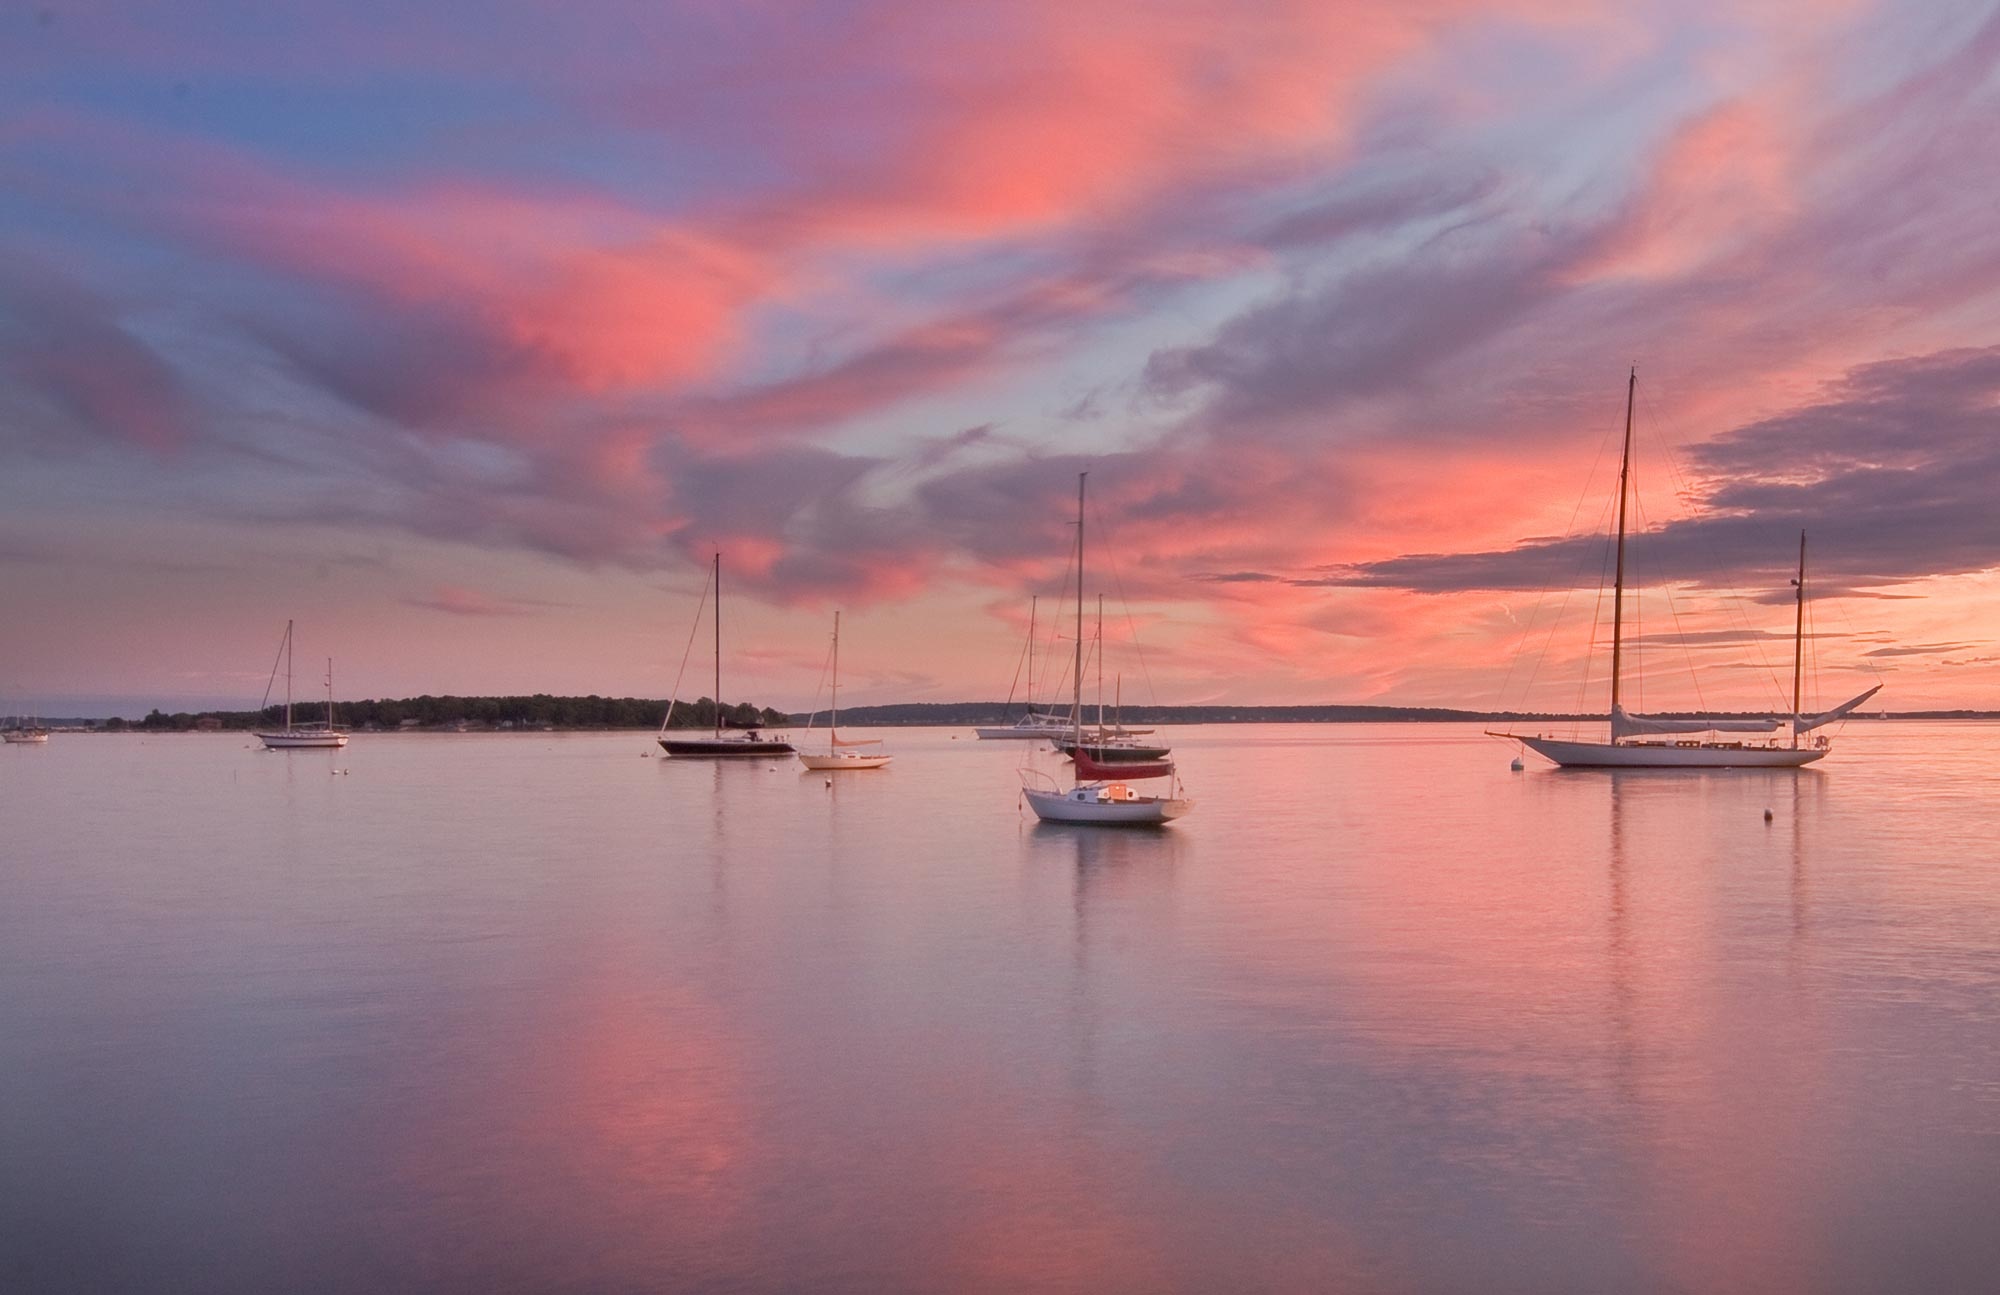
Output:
top-left (1496, 413), bottom-right (1621, 713)
top-left (1815, 571), bottom-right (1889, 690)
top-left (257, 621), bottom-right (288, 714)
top-left (1628, 450), bottom-right (1645, 717)
top-left (1625, 454), bottom-right (1694, 718)
top-left (800, 624), bottom-right (836, 734)
top-left (1805, 585), bottom-right (1819, 713)
top-left (1575, 498), bottom-right (1619, 725)
top-left (1083, 492), bottom-right (1164, 708)
top-left (998, 612), bottom-right (1032, 711)
top-left (1636, 379), bottom-right (1791, 708)
top-left (1522, 483), bottom-right (1618, 721)
top-left (660, 562), bottom-right (714, 734)
top-left (1050, 514), bottom-right (1086, 714)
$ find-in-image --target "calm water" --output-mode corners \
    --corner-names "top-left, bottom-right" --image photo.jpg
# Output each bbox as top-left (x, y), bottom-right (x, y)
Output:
top-left (3, 722), bottom-right (1997, 1292)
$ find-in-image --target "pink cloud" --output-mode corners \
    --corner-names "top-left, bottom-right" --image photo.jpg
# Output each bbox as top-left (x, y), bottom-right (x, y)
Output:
top-left (406, 585), bottom-right (562, 617)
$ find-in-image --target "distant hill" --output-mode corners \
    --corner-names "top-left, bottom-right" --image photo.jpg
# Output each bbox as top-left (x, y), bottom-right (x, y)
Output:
top-left (92, 695), bottom-right (789, 732)
top-left (796, 702), bottom-right (1580, 726)
top-left (789, 702), bottom-right (1936, 726)
top-left (53, 698), bottom-right (1973, 732)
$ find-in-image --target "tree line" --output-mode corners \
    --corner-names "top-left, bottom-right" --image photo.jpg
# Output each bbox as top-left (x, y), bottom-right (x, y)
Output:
top-left (108, 695), bottom-right (788, 732)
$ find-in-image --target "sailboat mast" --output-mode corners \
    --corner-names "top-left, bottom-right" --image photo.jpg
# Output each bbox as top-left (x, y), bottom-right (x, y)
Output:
top-left (1026, 596), bottom-right (1036, 715)
top-left (284, 619), bottom-right (294, 730)
top-left (326, 657), bottom-right (334, 730)
top-left (1074, 472), bottom-right (1086, 747)
top-left (1096, 593), bottom-right (1105, 734)
top-left (1609, 368), bottom-right (1636, 719)
top-left (1792, 531), bottom-right (1807, 747)
top-left (713, 552), bottom-right (722, 737)
top-left (831, 610), bottom-right (840, 753)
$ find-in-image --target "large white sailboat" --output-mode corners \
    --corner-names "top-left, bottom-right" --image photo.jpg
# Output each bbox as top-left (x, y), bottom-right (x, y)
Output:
top-left (256, 620), bottom-right (350, 750)
top-left (798, 611), bottom-right (892, 771)
top-left (1497, 370), bottom-right (1878, 768)
top-left (1021, 473), bottom-right (1191, 825)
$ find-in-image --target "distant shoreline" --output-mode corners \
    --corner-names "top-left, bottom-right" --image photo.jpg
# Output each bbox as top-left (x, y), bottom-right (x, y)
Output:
top-left (36, 702), bottom-right (1992, 731)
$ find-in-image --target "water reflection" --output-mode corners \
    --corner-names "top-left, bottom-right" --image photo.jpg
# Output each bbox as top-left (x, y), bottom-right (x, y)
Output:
top-left (4, 726), bottom-right (1998, 1291)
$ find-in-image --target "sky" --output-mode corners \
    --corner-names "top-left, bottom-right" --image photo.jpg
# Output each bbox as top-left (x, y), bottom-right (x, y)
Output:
top-left (5, 0), bottom-right (2000, 717)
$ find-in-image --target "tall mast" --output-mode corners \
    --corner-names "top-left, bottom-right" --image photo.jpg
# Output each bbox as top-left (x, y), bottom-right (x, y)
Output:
top-left (326, 657), bottom-right (334, 730)
top-left (284, 619), bottom-right (294, 730)
top-left (1609, 367), bottom-right (1636, 721)
top-left (713, 552), bottom-right (722, 737)
top-left (1792, 531), bottom-right (1807, 747)
top-left (830, 611), bottom-right (840, 752)
top-left (1026, 596), bottom-right (1036, 715)
top-left (1096, 593), bottom-right (1105, 734)
top-left (1074, 472), bottom-right (1086, 748)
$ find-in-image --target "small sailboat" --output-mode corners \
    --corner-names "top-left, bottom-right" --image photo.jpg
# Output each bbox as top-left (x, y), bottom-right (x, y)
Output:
top-left (1053, 606), bottom-right (1171, 762)
top-left (255, 621), bottom-right (350, 749)
top-left (658, 553), bottom-right (795, 758)
top-left (1022, 473), bottom-right (1192, 825)
top-left (1496, 370), bottom-right (1878, 768)
top-left (975, 711), bottom-right (1078, 739)
top-left (798, 612), bottom-right (891, 771)
top-left (2, 713), bottom-right (50, 744)
top-left (976, 597), bottom-right (1152, 739)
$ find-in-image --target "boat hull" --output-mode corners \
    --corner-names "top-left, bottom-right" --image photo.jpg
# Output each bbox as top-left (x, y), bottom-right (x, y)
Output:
top-left (1023, 785), bottom-right (1191, 825)
top-left (3, 731), bottom-right (50, 744)
top-left (659, 737), bottom-right (795, 757)
top-left (257, 730), bottom-right (349, 749)
top-left (798, 751), bottom-right (892, 770)
top-left (1055, 741), bottom-right (1173, 762)
top-left (976, 723), bottom-right (1072, 743)
top-left (1515, 735), bottom-right (1826, 768)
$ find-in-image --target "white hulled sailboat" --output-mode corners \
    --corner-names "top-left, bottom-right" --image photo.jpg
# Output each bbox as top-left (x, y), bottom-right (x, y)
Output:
top-left (1021, 473), bottom-right (1191, 825)
top-left (798, 611), bottom-right (891, 771)
top-left (1498, 370), bottom-right (1878, 768)
top-left (256, 620), bottom-right (350, 749)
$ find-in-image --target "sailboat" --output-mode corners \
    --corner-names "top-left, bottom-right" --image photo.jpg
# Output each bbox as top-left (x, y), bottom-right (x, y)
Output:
top-left (255, 621), bottom-right (350, 749)
top-left (977, 597), bottom-right (1066, 739)
top-left (2, 709), bottom-right (50, 744)
top-left (1053, 600), bottom-right (1171, 762)
top-left (797, 612), bottom-right (892, 771)
top-left (1497, 370), bottom-right (1879, 768)
top-left (658, 553), bottom-right (795, 758)
top-left (975, 596), bottom-right (1154, 739)
top-left (1021, 473), bottom-right (1192, 825)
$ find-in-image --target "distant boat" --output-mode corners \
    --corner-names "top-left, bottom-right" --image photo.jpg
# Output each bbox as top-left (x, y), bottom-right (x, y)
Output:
top-left (658, 553), bottom-right (795, 758)
top-left (975, 596), bottom-right (1154, 739)
top-left (976, 599), bottom-right (1066, 739)
top-left (256, 621), bottom-right (350, 749)
top-left (798, 612), bottom-right (891, 771)
top-left (1021, 473), bottom-right (1192, 825)
top-left (1495, 370), bottom-right (1878, 768)
top-left (974, 710), bottom-right (1078, 740)
top-left (2, 721), bottom-right (50, 744)
top-left (1052, 602), bottom-right (1172, 763)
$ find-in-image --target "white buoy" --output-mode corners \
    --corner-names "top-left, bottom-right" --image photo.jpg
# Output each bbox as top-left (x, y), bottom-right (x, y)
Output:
top-left (824, 778), bottom-right (833, 788)
top-left (1510, 757), bottom-right (1524, 771)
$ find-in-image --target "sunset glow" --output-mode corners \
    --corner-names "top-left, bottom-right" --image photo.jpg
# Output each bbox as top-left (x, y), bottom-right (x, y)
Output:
top-left (6, 0), bottom-right (1999, 714)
